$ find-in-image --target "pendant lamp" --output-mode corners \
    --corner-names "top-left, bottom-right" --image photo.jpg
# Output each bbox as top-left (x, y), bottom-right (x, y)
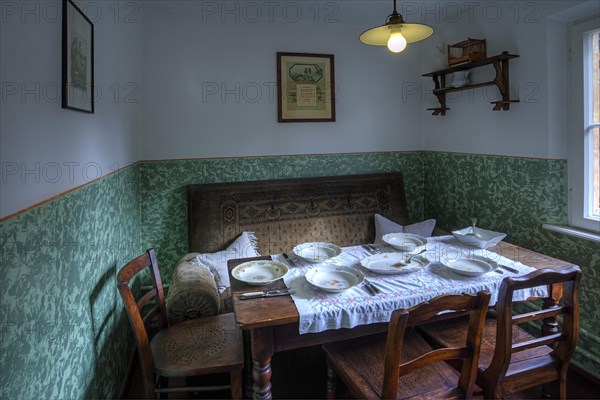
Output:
top-left (360, 0), bottom-right (433, 53)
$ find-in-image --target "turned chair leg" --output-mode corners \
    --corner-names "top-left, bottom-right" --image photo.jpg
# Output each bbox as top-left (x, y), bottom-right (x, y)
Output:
top-left (326, 364), bottom-right (337, 400)
top-left (559, 377), bottom-right (567, 400)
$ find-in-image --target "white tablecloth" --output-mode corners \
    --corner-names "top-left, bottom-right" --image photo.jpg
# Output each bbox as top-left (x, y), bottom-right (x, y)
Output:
top-left (276, 236), bottom-right (546, 334)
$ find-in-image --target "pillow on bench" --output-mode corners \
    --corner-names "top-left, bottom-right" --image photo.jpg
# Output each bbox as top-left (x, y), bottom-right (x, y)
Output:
top-left (166, 255), bottom-right (220, 325)
top-left (374, 214), bottom-right (436, 244)
top-left (166, 232), bottom-right (261, 322)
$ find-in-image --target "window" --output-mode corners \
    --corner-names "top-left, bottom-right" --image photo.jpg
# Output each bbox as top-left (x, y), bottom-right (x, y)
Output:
top-left (583, 27), bottom-right (599, 221)
top-left (569, 17), bottom-right (600, 233)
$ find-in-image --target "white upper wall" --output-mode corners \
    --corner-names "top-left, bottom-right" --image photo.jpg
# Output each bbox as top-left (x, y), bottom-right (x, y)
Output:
top-left (421, 0), bottom-right (588, 159)
top-left (0, 1), bottom-right (142, 218)
top-left (140, 1), bottom-right (425, 160)
top-left (2, 1), bottom-right (588, 218)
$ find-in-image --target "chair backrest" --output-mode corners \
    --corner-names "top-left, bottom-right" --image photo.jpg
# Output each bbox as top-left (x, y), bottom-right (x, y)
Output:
top-left (381, 291), bottom-right (491, 399)
top-left (482, 266), bottom-right (581, 388)
top-left (117, 249), bottom-right (168, 398)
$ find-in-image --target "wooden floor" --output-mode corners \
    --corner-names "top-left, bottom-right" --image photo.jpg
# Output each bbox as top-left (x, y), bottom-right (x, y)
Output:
top-left (125, 345), bottom-right (600, 399)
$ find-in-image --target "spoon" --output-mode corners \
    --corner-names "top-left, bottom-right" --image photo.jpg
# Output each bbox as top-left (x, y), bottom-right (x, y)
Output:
top-left (402, 249), bottom-right (426, 264)
top-left (468, 218), bottom-right (481, 238)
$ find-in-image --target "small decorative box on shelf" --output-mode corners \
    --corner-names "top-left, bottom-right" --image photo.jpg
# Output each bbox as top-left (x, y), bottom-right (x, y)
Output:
top-left (448, 38), bottom-right (487, 66)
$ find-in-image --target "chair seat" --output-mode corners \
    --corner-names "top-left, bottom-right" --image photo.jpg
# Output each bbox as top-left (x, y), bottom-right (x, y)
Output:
top-left (151, 313), bottom-right (244, 377)
top-left (419, 316), bottom-right (554, 372)
top-left (323, 329), bottom-right (473, 399)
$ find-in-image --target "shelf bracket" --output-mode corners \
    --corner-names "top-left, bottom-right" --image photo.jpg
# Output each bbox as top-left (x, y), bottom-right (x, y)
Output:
top-left (492, 58), bottom-right (511, 111)
top-left (430, 73), bottom-right (447, 116)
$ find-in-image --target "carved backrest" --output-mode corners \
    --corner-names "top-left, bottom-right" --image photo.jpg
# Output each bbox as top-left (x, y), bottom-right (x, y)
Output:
top-left (382, 292), bottom-right (491, 399)
top-left (187, 173), bottom-right (410, 254)
top-left (482, 266), bottom-right (581, 391)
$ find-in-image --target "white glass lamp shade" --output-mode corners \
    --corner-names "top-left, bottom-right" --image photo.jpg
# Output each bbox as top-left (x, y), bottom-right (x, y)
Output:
top-left (360, 23), bottom-right (433, 46)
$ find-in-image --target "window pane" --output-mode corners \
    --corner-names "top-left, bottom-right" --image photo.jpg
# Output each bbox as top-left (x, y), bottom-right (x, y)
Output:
top-left (593, 31), bottom-right (599, 124)
top-left (593, 127), bottom-right (600, 217)
top-left (585, 29), bottom-right (600, 220)
top-left (592, 31), bottom-right (599, 217)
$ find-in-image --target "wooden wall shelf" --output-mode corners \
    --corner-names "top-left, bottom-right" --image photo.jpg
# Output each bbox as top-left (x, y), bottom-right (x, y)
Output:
top-left (422, 51), bottom-right (519, 116)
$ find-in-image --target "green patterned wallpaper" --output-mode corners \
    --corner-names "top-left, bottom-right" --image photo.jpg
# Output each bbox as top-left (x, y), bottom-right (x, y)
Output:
top-left (0, 165), bottom-right (141, 399)
top-left (423, 152), bottom-right (600, 377)
top-left (1, 151), bottom-right (598, 399)
top-left (140, 152), bottom-right (425, 283)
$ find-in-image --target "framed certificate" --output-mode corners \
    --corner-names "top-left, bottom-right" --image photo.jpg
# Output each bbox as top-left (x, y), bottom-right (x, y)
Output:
top-left (277, 52), bottom-right (336, 122)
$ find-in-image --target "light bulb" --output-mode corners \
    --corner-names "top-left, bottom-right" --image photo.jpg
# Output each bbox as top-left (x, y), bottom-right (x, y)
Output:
top-left (387, 28), bottom-right (407, 53)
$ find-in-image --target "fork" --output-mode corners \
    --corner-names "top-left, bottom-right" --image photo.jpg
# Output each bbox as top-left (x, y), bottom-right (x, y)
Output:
top-left (362, 244), bottom-right (380, 254)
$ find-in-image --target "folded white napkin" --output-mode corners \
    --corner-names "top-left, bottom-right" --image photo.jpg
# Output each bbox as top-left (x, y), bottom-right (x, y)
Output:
top-left (374, 214), bottom-right (436, 244)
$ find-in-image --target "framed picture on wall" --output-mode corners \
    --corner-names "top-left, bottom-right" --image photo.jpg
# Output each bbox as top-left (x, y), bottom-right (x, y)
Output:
top-left (62, 0), bottom-right (94, 113)
top-left (277, 52), bottom-right (336, 122)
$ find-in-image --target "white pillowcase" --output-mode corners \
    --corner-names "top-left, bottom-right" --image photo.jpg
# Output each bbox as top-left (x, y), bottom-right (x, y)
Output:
top-left (193, 231), bottom-right (260, 293)
top-left (374, 214), bottom-right (436, 244)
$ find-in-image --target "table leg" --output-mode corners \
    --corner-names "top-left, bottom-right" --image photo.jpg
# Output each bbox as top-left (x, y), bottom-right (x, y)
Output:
top-left (251, 327), bottom-right (274, 400)
top-left (243, 331), bottom-right (254, 398)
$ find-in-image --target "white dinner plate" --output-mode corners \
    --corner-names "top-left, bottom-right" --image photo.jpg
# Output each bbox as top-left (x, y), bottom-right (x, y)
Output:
top-left (382, 233), bottom-right (428, 253)
top-left (293, 242), bottom-right (342, 263)
top-left (361, 253), bottom-right (429, 275)
top-left (441, 255), bottom-right (498, 277)
top-left (231, 260), bottom-right (289, 286)
top-left (305, 265), bottom-right (365, 293)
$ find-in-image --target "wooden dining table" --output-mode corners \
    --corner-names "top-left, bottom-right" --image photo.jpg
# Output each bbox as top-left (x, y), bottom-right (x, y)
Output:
top-left (227, 241), bottom-right (574, 400)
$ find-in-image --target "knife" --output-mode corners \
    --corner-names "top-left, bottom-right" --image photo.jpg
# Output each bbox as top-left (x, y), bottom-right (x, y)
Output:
top-left (362, 244), bottom-right (375, 254)
top-left (499, 264), bottom-right (519, 274)
top-left (364, 279), bottom-right (381, 295)
top-left (282, 253), bottom-right (297, 267)
top-left (240, 289), bottom-right (295, 300)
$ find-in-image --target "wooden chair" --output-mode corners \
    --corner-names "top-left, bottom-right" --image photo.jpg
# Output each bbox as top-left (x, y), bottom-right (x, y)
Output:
top-left (418, 266), bottom-right (581, 399)
top-left (117, 249), bottom-right (243, 399)
top-left (322, 291), bottom-right (491, 399)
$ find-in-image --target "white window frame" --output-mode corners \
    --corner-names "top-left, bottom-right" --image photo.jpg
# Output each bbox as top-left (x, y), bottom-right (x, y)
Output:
top-left (568, 16), bottom-right (600, 233)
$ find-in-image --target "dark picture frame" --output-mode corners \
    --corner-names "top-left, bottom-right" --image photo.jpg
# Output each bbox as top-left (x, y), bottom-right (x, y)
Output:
top-left (277, 52), bottom-right (335, 122)
top-left (62, 0), bottom-right (94, 113)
